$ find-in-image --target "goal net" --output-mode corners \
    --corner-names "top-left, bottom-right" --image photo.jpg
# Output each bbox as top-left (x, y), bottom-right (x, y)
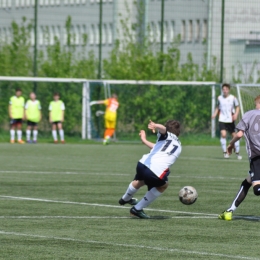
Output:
top-left (233, 84), bottom-right (260, 116)
top-left (88, 80), bottom-right (217, 140)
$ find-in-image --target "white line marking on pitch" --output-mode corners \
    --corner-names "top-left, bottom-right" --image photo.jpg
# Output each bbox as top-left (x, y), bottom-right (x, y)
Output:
top-left (0, 230), bottom-right (257, 260)
top-left (0, 215), bottom-right (216, 219)
top-left (0, 170), bottom-right (242, 180)
top-left (0, 170), bottom-right (126, 176)
top-left (0, 195), bottom-right (218, 216)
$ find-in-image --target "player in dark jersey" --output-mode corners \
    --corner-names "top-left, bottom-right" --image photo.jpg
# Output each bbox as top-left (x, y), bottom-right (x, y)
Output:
top-left (219, 95), bottom-right (260, 220)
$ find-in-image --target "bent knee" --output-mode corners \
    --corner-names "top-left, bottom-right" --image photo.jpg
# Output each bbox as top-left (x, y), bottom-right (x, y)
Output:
top-left (253, 184), bottom-right (260, 196)
top-left (156, 183), bottom-right (169, 193)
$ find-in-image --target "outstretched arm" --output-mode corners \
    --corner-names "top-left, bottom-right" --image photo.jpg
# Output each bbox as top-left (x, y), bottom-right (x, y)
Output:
top-left (227, 130), bottom-right (244, 155)
top-left (148, 120), bottom-right (166, 134)
top-left (139, 130), bottom-right (155, 149)
top-left (90, 100), bottom-right (105, 106)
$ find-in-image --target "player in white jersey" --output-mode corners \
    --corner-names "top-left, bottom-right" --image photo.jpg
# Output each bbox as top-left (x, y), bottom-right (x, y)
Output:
top-left (118, 119), bottom-right (182, 219)
top-left (212, 83), bottom-right (242, 159)
top-left (219, 95), bottom-right (260, 221)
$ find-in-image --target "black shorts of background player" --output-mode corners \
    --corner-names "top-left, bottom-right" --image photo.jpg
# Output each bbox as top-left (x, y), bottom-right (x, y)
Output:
top-left (219, 95), bottom-right (260, 221)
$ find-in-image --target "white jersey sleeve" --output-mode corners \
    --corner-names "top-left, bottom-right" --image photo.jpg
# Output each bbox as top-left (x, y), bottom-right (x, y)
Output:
top-left (139, 131), bottom-right (182, 179)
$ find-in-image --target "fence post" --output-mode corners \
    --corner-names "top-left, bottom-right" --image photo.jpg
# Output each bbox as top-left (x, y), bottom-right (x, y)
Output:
top-left (211, 85), bottom-right (216, 138)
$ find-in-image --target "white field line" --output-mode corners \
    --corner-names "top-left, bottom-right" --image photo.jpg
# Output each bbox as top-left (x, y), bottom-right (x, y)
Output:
top-left (0, 195), bottom-right (218, 216)
top-left (0, 170), bottom-right (126, 176)
top-left (0, 230), bottom-right (258, 260)
top-left (0, 170), bottom-right (243, 180)
top-left (0, 215), bottom-right (216, 219)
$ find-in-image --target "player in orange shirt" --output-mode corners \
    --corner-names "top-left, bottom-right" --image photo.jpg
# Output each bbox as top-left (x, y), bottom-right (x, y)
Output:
top-left (91, 94), bottom-right (119, 145)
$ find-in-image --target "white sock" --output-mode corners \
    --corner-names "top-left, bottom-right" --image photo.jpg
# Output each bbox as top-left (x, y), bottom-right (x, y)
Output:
top-left (235, 140), bottom-right (240, 154)
top-left (135, 187), bottom-right (162, 210)
top-left (59, 129), bottom-right (64, 141)
top-left (17, 130), bottom-right (22, 141)
top-left (52, 130), bottom-right (57, 141)
top-left (10, 129), bottom-right (15, 140)
top-left (122, 183), bottom-right (139, 201)
top-left (33, 130), bottom-right (38, 141)
top-left (220, 137), bottom-right (227, 152)
top-left (26, 130), bottom-right (31, 141)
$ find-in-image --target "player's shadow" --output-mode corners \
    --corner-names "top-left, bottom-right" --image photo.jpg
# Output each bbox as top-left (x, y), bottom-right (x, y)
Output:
top-left (233, 215), bottom-right (260, 222)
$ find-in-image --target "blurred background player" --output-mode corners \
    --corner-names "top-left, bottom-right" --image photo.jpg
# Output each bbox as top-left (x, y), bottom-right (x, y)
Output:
top-left (118, 119), bottom-right (182, 219)
top-left (25, 92), bottom-right (42, 143)
top-left (49, 93), bottom-right (65, 144)
top-left (91, 93), bottom-right (119, 145)
top-left (219, 95), bottom-right (260, 221)
top-left (212, 83), bottom-right (242, 159)
top-left (9, 88), bottom-right (25, 144)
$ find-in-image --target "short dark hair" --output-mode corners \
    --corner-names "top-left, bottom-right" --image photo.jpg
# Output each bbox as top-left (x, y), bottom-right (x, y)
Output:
top-left (53, 92), bottom-right (60, 96)
top-left (222, 83), bottom-right (230, 90)
top-left (15, 88), bottom-right (22, 92)
top-left (165, 120), bottom-right (181, 136)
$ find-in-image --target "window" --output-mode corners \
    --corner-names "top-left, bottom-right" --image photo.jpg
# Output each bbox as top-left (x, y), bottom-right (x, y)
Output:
top-left (64, 0), bottom-right (68, 5)
top-left (89, 24), bottom-right (94, 45)
top-left (63, 27), bottom-right (68, 45)
top-left (50, 0), bottom-right (55, 5)
top-left (169, 21), bottom-right (175, 42)
top-left (103, 24), bottom-right (107, 44)
top-left (96, 24), bottom-right (100, 45)
top-left (181, 20), bottom-right (186, 42)
top-left (108, 23), bottom-right (113, 44)
top-left (39, 0), bottom-right (44, 6)
top-left (20, 0), bottom-right (25, 7)
top-left (149, 22), bottom-right (154, 42)
top-left (203, 19), bottom-right (207, 40)
top-left (81, 25), bottom-right (87, 45)
top-left (195, 19), bottom-right (200, 41)
top-left (31, 30), bottom-right (35, 46)
top-left (163, 21), bottom-right (168, 43)
top-left (188, 20), bottom-right (193, 42)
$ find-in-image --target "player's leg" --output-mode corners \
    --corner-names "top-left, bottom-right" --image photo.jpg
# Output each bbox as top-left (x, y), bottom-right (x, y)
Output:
top-left (219, 122), bottom-right (228, 158)
top-left (33, 124), bottom-right (38, 143)
top-left (52, 123), bottom-right (58, 143)
top-left (57, 122), bottom-right (65, 143)
top-left (10, 120), bottom-right (16, 143)
top-left (119, 162), bottom-right (145, 205)
top-left (103, 119), bottom-right (112, 145)
top-left (17, 120), bottom-right (24, 144)
top-left (26, 122), bottom-right (32, 143)
top-left (219, 175), bottom-right (252, 220)
top-left (130, 165), bottom-right (169, 219)
top-left (232, 131), bottom-right (242, 160)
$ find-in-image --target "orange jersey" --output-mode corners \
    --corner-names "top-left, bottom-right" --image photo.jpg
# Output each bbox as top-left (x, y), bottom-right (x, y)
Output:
top-left (104, 98), bottom-right (119, 114)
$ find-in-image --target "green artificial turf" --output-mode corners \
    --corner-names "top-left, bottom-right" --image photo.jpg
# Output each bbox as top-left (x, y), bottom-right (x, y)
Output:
top-left (0, 143), bottom-right (258, 260)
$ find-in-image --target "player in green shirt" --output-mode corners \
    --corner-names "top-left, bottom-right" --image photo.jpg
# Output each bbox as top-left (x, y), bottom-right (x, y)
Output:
top-left (9, 88), bottom-right (25, 144)
top-left (49, 93), bottom-right (65, 144)
top-left (25, 92), bottom-right (42, 143)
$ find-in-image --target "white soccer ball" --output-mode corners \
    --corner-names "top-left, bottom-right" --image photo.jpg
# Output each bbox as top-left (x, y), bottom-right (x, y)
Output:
top-left (179, 186), bottom-right (198, 205)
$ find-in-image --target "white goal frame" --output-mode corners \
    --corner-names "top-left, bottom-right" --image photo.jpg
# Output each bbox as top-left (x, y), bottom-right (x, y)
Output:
top-left (0, 76), bottom-right (217, 139)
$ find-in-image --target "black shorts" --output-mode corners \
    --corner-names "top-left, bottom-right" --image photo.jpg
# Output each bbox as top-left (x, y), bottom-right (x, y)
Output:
top-left (134, 162), bottom-right (168, 191)
top-left (27, 120), bottom-right (38, 127)
top-left (219, 122), bottom-right (235, 134)
top-left (10, 119), bottom-right (23, 126)
top-left (249, 156), bottom-right (260, 183)
top-left (52, 121), bottom-right (62, 125)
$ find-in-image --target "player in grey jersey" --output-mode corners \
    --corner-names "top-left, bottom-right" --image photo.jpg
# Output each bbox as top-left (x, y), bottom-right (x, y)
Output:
top-left (219, 95), bottom-right (260, 221)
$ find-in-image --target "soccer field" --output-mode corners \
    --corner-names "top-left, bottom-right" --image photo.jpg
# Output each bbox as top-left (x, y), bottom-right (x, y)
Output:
top-left (0, 143), bottom-right (259, 260)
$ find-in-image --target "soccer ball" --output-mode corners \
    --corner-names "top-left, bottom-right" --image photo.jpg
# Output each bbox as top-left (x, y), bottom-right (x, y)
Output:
top-left (179, 186), bottom-right (198, 205)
